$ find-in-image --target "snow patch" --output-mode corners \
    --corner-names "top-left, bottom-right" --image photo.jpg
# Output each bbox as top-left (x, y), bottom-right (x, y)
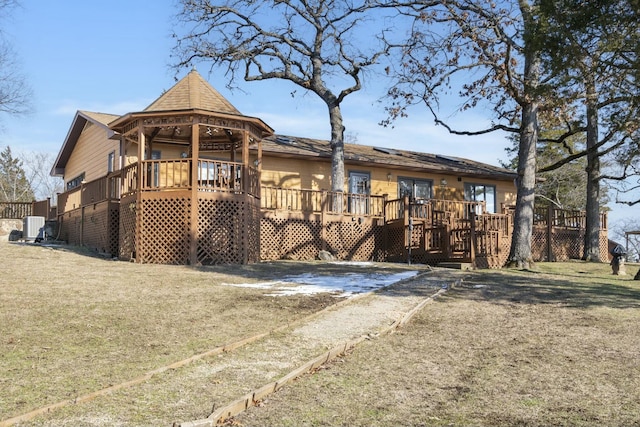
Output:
top-left (222, 270), bottom-right (419, 297)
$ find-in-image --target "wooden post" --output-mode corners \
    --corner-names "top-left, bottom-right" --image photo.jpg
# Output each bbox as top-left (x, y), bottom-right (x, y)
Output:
top-left (190, 123), bottom-right (200, 266)
top-left (547, 205), bottom-right (554, 262)
top-left (321, 190), bottom-right (327, 252)
top-left (403, 196), bottom-right (410, 263)
top-left (257, 137), bottom-right (263, 201)
top-left (135, 126), bottom-right (145, 262)
top-left (242, 131), bottom-right (249, 194)
top-left (382, 194), bottom-right (388, 223)
top-left (80, 181), bottom-right (85, 248)
top-left (241, 131), bottom-right (250, 264)
top-left (469, 210), bottom-right (477, 268)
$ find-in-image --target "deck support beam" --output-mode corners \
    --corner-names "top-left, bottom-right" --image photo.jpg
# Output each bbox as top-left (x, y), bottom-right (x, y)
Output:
top-left (190, 123), bottom-right (200, 266)
top-left (135, 126), bottom-right (146, 263)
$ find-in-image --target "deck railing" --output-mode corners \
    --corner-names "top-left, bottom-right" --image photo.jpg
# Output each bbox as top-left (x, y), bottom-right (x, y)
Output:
top-left (60, 159), bottom-right (261, 210)
top-left (122, 163), bottom-right (138, 196)
top-left (525, 205), bottom-right (608, 230)
top-left (123, 159), bottom-right (260, 198)
top-left (142, 159), bottom-right (191, 190)
top-left (261, 186), bottom-right (385, 217)
top-left (57, 187), bottom-right (82, 213)
top-left (385, 197), bottom-right (486, 225)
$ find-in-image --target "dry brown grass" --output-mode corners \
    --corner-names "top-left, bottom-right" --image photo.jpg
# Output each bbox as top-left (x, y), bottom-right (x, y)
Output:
top-left (0, 243), bottom-right (422, 425)
top-left (3, 241), bottom-right (640, 427)
top-left (235, 261), bottom-right (640, 427)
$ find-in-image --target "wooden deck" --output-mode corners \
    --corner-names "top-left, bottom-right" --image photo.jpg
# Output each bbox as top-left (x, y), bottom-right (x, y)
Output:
top-left (39, 164), bottom-right (610, 266)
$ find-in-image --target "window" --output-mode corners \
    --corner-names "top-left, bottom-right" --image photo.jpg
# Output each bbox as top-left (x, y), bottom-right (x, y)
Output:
top-left (398, 177), bottom-right (433, 201)
top-left (66, 173), bottom-right (85, 191)
top-left (464, 183), bottom-right (496, 213)
top-left (348, 171), bottom-right (370, 214)
top-left (150, 150), bottom-right (161, 187)
top-left (107, 151), bottom-right (116, 173)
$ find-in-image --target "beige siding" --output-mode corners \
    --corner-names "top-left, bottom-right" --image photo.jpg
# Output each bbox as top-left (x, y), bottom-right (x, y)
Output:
top-left (64, 122), bottom-right (119, 184)
top-left (261, 154), bottom-right (517, 209)
top-left (261, 156), bottom-right (332, 190)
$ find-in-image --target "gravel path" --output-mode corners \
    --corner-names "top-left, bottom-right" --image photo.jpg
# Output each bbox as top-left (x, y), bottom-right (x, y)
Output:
top-left (15, 266), bottom-right (466, 427)
top-left (177, 267), bottom-right (466, 427)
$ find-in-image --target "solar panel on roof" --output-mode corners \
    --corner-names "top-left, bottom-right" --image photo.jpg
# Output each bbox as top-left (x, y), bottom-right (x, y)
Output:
top-left (436, 154), bottom-right (460, 163)
top-left (275, 136), bottom-right (297, 145)
top-left (373, 146), bottom-right (400, 155)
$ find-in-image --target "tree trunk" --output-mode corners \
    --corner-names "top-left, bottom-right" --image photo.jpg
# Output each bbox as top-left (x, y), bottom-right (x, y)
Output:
top-left (328, 103), bottom-right (345, 194)
top-left (507, 100), bottom-right (538, 269)
top-left (507, 5), bottom-right (540, 270)
top-left (583, 74), bottom-right (601, 262)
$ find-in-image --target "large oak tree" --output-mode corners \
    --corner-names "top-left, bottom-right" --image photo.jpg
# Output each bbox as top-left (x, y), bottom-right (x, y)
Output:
top-left (538, 0), bottom-right (639, 261)
top-left (171, 0), bottom-right (396, 195)
top-left (385, 0), bottom-right (554, 269)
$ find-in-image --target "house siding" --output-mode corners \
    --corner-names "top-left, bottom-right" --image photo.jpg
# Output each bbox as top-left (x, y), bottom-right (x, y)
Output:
top-left (261, 154), bottom-right (517, 210)
top-left (64, 122), bottom-right (119, 185)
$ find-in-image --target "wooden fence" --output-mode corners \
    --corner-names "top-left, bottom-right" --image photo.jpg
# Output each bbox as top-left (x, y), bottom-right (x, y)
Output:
top-left (0, 202), bottom-right (32, 219)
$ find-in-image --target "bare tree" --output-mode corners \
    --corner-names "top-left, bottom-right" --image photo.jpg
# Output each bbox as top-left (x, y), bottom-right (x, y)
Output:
top-left (171, 0), bottom-right (395, 194)
top-left (20, 151), bottom-right (63, 202)
top-left (385, 0), bottom-right (558, 269)
top-left (538, 0), bottom-right (639, 262)
top-left (0, 0), bottom-right (31, 121)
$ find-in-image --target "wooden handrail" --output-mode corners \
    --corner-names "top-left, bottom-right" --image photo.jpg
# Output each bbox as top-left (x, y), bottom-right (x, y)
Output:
top-left (261, 187), bottom-right (384, 217)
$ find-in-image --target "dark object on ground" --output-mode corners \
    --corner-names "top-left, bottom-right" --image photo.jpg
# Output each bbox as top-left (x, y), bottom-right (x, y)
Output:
top-left (8, 229), bottom-right (22, 241)
top-left (610, 245), bottom-right (627, 275)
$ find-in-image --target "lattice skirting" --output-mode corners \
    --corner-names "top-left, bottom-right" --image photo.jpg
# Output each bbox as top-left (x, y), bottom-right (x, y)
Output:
top-left (117, 194), bottom-right (260, 265)
top-left (137, 196), bottom-right (192, 264)
top-left (385, 221), bottom-right (407, 263)
top-left (260, 212), bottom-right (386, 261)
top-left (197, 197), bottom-right (260, 265)
top-left (531, 227), bottom-right (608, 262)
top-left (119, 196), bottom-right (137, 261)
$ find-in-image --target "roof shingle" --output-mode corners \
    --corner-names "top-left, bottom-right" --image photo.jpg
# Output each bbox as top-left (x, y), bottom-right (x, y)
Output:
top-left (143, 69), bottom-right (241, 114)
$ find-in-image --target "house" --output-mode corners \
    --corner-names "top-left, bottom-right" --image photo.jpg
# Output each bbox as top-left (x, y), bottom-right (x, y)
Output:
top-left (50, 69), bottom-right (604, 267)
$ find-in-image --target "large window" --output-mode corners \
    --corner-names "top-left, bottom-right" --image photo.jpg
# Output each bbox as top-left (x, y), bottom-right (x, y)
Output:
top-left (398, 177), bottom-right (433, 201)
top-left (464, 183), bottom-right (496, 213)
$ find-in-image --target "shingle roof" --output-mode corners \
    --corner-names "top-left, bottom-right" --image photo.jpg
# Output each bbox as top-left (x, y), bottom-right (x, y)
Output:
top-left (143, 69), bottom-right (241, 114)
top-left (79, 110), bottom-right (120, 126)
top-left (51, 111), bottom-right (120, 176)
top-left (261, 135), bottom-right (517, 180)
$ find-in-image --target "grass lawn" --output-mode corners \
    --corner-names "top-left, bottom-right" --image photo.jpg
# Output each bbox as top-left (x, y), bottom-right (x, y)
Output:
top-left (235, 261), bottom-right (640, 427)
top-left (0, 243), bottom-right (373, 423)
top-left (2, 241), bottom-right (639, 426)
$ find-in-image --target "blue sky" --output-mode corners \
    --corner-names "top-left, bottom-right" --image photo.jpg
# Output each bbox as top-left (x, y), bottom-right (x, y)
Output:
top-left (1, 1), bottom-right (635, 226)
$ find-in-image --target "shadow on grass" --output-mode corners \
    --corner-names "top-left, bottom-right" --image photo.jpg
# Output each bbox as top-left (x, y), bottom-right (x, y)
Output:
top-left (454, 267), bottom-right (640, 310)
